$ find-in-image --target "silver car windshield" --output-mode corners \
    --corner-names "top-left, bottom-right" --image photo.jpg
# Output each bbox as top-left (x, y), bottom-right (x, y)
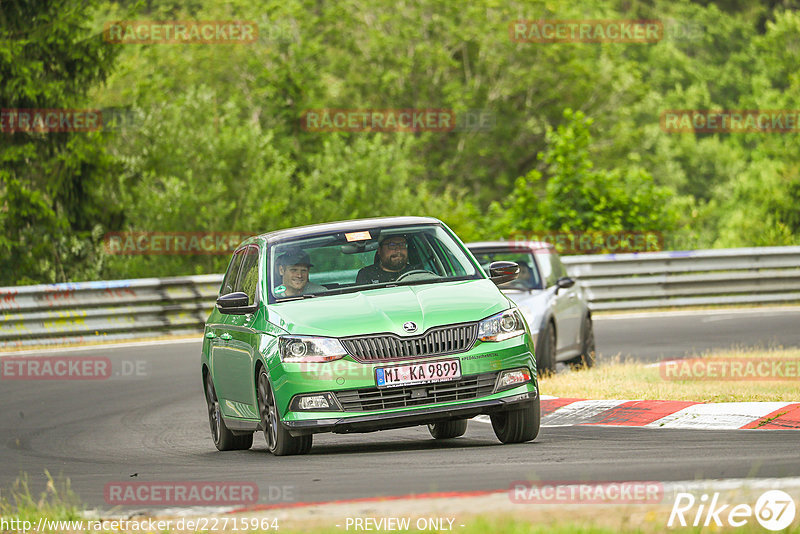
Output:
top-left (471, 250), bottom-right (543, 290)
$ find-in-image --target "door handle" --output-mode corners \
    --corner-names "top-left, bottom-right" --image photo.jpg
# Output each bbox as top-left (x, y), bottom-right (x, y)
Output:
top-left (220, 333), bottom-right (232, 341)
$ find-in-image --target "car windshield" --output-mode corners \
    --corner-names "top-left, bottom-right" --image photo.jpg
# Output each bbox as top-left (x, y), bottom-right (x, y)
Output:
top-left (470, 250), bottom-right (543, 290)
top-left (268, 224), bottom-right (482, 302)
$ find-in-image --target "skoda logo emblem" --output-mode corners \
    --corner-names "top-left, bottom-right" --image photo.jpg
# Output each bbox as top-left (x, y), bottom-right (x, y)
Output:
top-left (403, 321), bottom-right (418, 333)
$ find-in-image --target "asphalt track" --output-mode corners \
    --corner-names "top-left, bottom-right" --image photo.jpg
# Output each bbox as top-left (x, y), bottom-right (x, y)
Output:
top-left (1, 308), bottom-right (799, 510)
top-left (593, 307), bottom-right (800, 362)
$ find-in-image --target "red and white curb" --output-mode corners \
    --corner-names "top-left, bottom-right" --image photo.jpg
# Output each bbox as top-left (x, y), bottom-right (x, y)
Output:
top-left (475, 397), bottom-right (800, 430)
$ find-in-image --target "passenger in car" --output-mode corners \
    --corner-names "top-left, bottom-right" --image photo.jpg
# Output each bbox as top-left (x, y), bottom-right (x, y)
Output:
top-left (276, 250), bottom-right (326, 297)
top-left (355, 235), bottom-right (414, 284)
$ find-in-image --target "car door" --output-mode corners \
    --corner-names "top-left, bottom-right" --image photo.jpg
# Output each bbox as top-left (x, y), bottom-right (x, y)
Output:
top-left (211, 245), bottom-right (260, 418)
top-left (551, 251), bottom-right (583, 351)
top-left (535, 250), bottom-right (581, 354)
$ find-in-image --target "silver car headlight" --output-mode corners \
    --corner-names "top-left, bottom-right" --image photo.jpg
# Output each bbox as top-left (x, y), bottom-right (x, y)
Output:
top-left (477, 310), bottom-right (526, 342)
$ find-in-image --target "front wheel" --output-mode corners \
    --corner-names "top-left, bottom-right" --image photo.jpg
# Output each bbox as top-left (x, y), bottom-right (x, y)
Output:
top-left (490, 397), bottom-right (540, 444)
top-left (428, 419), bottom-right (468, 439)
top-left (205, 375), bottom-right (253, 451)
top-left (257, 368), bottom-right (312, 456)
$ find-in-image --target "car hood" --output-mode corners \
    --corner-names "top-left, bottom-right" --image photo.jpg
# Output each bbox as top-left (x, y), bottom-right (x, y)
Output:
top-left (268, 279), bottom-right (510, 337)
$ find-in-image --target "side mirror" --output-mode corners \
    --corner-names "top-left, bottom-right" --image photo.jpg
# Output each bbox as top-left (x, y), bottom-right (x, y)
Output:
top-left (489, 261), bottom-right (519, 286)
top-left (216, 292), bottom-right (255, 314)
top-left (555, 276), bottom-right (575, 294)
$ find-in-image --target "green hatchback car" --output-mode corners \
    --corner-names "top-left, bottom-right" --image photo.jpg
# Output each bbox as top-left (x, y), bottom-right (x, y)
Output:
top-left (201, 216), bottom-right (540, 455)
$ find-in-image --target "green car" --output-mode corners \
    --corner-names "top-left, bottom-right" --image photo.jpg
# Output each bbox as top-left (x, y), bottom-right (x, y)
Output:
top-left (201, 216), bottom-right (540, 456)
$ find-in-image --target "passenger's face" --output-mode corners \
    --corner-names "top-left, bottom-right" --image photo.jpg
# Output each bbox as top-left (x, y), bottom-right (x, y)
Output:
top-left (280, 264), bottom-right (309, 294)
top-left (378, 238), bottom-right (408, 271)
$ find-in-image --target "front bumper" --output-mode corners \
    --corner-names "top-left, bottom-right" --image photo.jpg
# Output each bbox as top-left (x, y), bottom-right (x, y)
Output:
top-left (283, 390), bottom-right (538, 436)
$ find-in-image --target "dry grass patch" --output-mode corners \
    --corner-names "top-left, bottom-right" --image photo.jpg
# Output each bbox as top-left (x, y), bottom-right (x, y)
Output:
top-left (541, 348), bottom-right (800, 402)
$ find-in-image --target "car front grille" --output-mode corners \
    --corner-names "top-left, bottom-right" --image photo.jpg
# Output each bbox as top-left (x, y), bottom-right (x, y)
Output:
top-left (341, 323), bottom-right (478, 363)
top-left (334, 372), bottom-right (498, 412)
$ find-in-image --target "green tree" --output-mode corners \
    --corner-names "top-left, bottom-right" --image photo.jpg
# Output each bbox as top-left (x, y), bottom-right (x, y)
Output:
top-left (496, 109), bottom-right (678, 242)
top-left (0, 0), bottom-right (120, 285)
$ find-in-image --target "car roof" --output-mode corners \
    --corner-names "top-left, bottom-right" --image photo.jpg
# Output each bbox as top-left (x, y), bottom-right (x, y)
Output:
top-left (241, 216), bottom-right (443, 246)
top-left (466, 240), bottom-right (554, 252)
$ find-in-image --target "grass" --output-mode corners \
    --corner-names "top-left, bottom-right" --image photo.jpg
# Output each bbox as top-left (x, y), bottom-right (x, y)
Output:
top-left (541, 347), bottom-right (800, 402)
top-left (0, 471), bottom-right (82, 523)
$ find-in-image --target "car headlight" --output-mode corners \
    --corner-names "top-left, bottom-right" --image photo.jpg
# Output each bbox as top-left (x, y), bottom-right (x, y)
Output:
top-left (278, 336), bottom-right (347, 362)
top-left (477, 310), bottom-right (526, 342)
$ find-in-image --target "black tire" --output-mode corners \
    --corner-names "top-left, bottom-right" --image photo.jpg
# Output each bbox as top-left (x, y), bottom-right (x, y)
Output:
top-left (490, 397), bottom-right (540, 444)
top-left (257, 368), bottom-right (312, 456)
top-left (536, 323), bottom-right (557, 375)
top-left (569, 315), bottom-right (596, 370)
top-left (428, 419), bottom-right (468, 439)
top-left (204, 375), bottom-right (253, 451)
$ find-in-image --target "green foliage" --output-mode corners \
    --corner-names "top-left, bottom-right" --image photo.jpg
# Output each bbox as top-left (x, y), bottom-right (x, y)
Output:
top-left (3, 0), bottom-right (800, 284)
top-left (0, 0), bottom-right (120, 285)
top-left (497, 109), bottom-right (678, 237)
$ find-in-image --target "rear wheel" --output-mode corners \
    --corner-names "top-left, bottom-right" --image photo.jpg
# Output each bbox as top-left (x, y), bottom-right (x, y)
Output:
top-left (257, 368), bottom-right (312, 456)
top-left (428, 419), bottom-right (468, 439)
top-left (204, 375), bottom-right (253, 451)
top-left (569, 315), bottom-right (595, 370)
top-left (490, 397), bottom-right (540, 444)
top-left (536, 323), bottom-right (556, 375)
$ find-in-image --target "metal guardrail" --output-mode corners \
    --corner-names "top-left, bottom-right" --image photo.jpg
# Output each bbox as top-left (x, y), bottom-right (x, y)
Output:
top-left (1, 247), bottom-right (799, 347)
top-left (0, 276), bottom-right (223, 348)
top-left (563, 246), bottom-right (800, 311)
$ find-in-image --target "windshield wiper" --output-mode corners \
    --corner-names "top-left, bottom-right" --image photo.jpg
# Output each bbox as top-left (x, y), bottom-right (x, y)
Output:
top-left (276, 294), bottom-right (317, 302)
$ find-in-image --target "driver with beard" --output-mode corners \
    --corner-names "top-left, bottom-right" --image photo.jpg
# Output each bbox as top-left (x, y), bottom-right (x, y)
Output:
top-left (355, 234), bottom-right (414, 285)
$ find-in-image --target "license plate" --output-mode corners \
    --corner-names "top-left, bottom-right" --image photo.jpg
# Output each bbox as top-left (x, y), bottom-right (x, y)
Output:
top-left (375, 359), bottom-right (461, 388)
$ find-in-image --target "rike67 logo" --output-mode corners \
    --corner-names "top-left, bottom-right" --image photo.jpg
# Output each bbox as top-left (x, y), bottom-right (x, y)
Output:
top-left (668, 490), bottom-right (796, 531)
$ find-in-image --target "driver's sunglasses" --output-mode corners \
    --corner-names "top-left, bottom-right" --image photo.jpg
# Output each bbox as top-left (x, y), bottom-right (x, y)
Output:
top-left (383, 241), bottom-right (407, 250)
